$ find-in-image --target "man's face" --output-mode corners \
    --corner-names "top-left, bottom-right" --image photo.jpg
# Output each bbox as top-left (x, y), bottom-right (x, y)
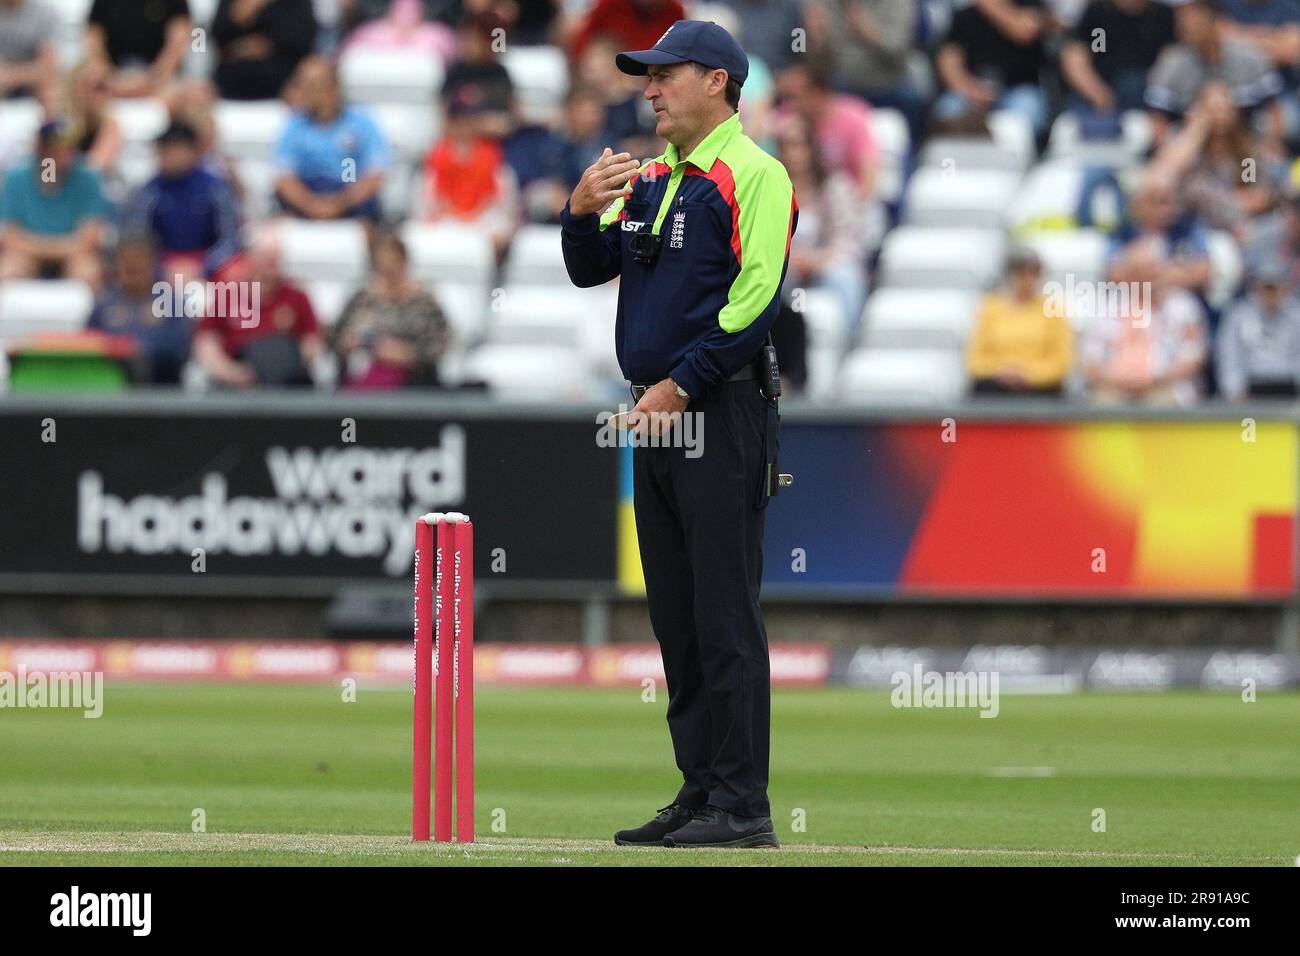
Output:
top-left (1133, 184), bottom-right (1177, 231)
top-left (1176, 5), bottom-right (1214, 45)
top-left (157, 140), bottom-right (198, 178)
top-left (299, 61), bottom-right (339, 114)
top-left (644, 62), bottom-right (714, 144)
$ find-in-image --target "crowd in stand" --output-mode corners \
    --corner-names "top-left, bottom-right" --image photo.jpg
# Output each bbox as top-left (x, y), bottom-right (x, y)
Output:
top-left (0, 0), bottom-right (1298, 402)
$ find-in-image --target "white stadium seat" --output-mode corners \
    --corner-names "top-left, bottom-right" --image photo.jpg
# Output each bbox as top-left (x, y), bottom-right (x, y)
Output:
top-left (108, 98), bottom-right (170, 147)
top-left (0, 280), bottom-right (95, 339)
top-left (795, 287), bottom-right (848, 354)
top-left (233, 157), bottom-right (280, 221)
top-left (868, 107), bottom-right (910, 204)
top-left (368, 102), bottom-right (441, 163)
top-left (461, 343), bottom-right (593, 401)
top-left (985, 109), bottom-right (1036, 170)
top-left (1018, 228), bottom-right (1109, 288)
top-left (838, 347), bottom-right (968, 405)
top-left (0, 99), bottom-right (44, 153)
top-left (486, 285), bottom-right (587, 347)
top-left (400, 222), bottom-right (495, 289)
top-left (339, 49), bottom-right (444, 105)
top-left (430, 282), bottom-right (490, 347)
top-left (502, 224), bottom-right (567, 286)
top-left (878, 226), bottom-right (1007, 290)
top-left (303, 280), bottom-right (357, 327)
top-left (214, 100), bottom-right (291, 161)
top-left (500, 45), bottom-right (569, 126)
top-left (278, 220), bottom-right (370, 284)
top-left (919, 137), bottom-right (1027, 175)
top-left (859, 288), bottom-right (978, 349)
top-left (903, 167), bottom-right (1020, 228)
top-left (1206, 229), bottom-right (1244, 310)
top-left (1046, 110), bottom-right (1152, 168)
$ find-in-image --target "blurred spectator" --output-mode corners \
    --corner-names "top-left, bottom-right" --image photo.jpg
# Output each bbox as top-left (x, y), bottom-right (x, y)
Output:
top-left (0, 120), bottom-right (108, 287)
top-left (509, 0), bottom-right (562, 46)
top-left (331, 230), bottom-right (450, 388)
top-left (776, 116), bottom-right (869, 341)
top-left (123, 120), bottom-right (243, 281)
top-left (1150, 80), bottom-right (1285, 240)
top-left (1107, 169), bottom-right (1212, 299)
top-left (1061, 0), bottom-right (1176, 116)
top-left (85, 0), bottom-right (191, 98)
top-left (1219, 0), bottom-right (1300, 143)
top-left (934, 0), bottom-right (1049, 136)
top-left (1145, 0), bottom-right (1285, 150)
top-left (192, 230), bottom-right (324, 387)
top-left (339, 0), bottom-right (457, 58)
top-left (274, 57), bottom-right (390, 224)
top-left (714, 0), bottom-right (803, 72)
top-left (806, 0), bottom-right (923, 134)
top-left (88, 236), bottom-right (193, 384)
top-left (1084, 246), bottom-right (1208, 405)
top-left (556, 83), bottom-right (614, 188)
top-left (340, 0), bottom-right (462, 36)
top-left (967, 246), bottom-right (1073, 396)
top-left (63, 60), bottom-right (123, 176)
top-left (422, 91), bottom-right (520, 258)
top-left (775, 63), bottom-right (879, 201)
top-left (570, 0), bottom-right (686, 60)
top-left (690, 5), bottom-right (777, 150)
top-left (0, 0), bottom-right (59, 104)
top-left (165, 78), bottom-right (243, 189)
top-left (1216, 258), bottom-right (1300, 399)
top-left (442, 11), bottom-right (516, 137)
top-left (1245, 185), bottom-right (1300, 284)
top-left (574, 35), bottom-right (657, 156)
top-left (503, 93), bottom-right (577, 223)
top-left (212, 0), bottom-right (317, 100)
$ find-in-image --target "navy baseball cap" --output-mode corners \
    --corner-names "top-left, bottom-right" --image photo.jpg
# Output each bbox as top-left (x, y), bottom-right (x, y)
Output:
top-left (615, 20), bottom-right (749, 87)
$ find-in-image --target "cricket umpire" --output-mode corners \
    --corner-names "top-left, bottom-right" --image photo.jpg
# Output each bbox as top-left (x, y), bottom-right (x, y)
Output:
top-left (560, 20), bottom-right (798, 848)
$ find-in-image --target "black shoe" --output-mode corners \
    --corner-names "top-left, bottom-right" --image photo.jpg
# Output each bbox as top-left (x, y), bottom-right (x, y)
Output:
top-left (662, 805), bottom-right (781, 848)
top-left (614, 803), bottom-right (696, 846)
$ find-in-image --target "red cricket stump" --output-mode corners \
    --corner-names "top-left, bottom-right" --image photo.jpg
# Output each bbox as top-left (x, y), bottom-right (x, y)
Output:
top-left (412, 518), bottom-right (434, 841)
top-left (413, 512), bottom-right (474, 843)
top-left (455, 519), bottom-right (475, 842)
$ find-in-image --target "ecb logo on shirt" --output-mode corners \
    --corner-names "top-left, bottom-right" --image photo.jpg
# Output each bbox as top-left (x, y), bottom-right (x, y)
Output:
top-left (669, 210), bottom-right (686, 250)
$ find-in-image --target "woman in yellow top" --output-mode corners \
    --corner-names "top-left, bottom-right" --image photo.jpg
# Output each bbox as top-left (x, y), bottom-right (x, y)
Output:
top-left (966, 246), bottom-right (1073, 396)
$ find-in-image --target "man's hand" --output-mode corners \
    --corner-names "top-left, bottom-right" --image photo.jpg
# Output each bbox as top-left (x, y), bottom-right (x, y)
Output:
top-left (627, 378), bottom-right (690, 440)
top-left (569, 148), bottom-right (642, 217)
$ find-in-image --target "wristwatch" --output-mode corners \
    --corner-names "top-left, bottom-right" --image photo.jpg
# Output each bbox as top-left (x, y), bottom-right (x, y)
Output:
top-left (672, 381), bottom-right (690, 400)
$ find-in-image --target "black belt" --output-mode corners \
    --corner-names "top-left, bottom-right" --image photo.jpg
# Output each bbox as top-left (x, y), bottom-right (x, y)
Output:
top-left (630, 363), bottom-right (755, 402)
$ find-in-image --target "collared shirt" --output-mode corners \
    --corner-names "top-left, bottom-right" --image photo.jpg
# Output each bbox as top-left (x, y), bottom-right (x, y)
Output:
top-left (559, 112), bottom-right (799, 397)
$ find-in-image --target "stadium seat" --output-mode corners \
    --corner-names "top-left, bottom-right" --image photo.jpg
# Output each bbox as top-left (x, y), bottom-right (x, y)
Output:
top-left (859, 288), bottom-right (978, 349)
top-left (232, 157), bottom-right (280, 221)
top-left (902, 167), bottom-right (1020, 228)
top-left (500, 45), bottom-right (569, 126)
top-left (1046, 110), bottom-right (1152, 169)
top-left (878, 226), bottom-right (1007, 289)
top-left (919, 136), bottom-right (1027, 175)
top-left (278, 220), bottom-right (370, 284)
top-left (0, 280), bottom-right (95, 339)
top-left (838, 347), bottom-right (967, 405)
top-left (109, 98), bottom-right (170, 147)
top-left (804, 346), bottom-right (843, 403)
top-left (380, 163), bottom-right (416, 222)
top-left (796, 287), bottom-right (848, 354)
top-left (0, 98), bottom-right (42, 153)
top-left (46, 0), bottom-right (91, 67)
top-left (486, 284), bottom-right (586, 347)
top-left (368, 102), bottom-right (441, 164)
top-left (431, 282), bottom-right (489, 347)
top-left (400, 222), bottom-right (495, 290)
top-left (461, 343), bottom-right (593, 401)
top-left (339, 49), bottom-right (444, 105)
top-left (502, 224), bottom-right (567, 286)
top-left (214, 100), bottom-right (291, 162)
top-left (867, 107), bottom-right (910, 204)
top-left (189, 0), bottom-right (219, 26)
top-left (1018, 228), bottom-right (1109, 289)
top-left (1206, 229), bottom-right (1244, 309)
top-left (303, 280), bottom-right (357, 327)
top-left (985, 109), bottom-right (1036, 170)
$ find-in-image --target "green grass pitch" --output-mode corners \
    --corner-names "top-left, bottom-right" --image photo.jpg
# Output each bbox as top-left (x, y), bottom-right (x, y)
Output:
top-left (0, 684), bottom-right (1296, 866)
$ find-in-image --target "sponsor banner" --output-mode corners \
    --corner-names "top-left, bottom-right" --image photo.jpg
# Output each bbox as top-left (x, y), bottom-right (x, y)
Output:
top-left (0, 640), bottom-right (830, 687)
top-left (620, 420), bottom-right (1298, 600)
top-left (834, 644), bottom-right (1300, 689)
top-left (588, 643), bottom-right (831, 687)
top-left (0, 406), bottom-right (617, 594)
